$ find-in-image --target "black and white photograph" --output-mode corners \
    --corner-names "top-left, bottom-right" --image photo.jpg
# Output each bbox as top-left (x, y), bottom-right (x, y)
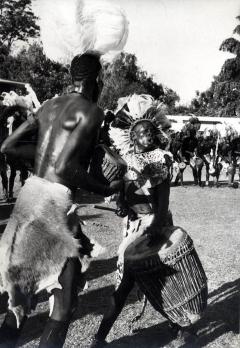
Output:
top-left (0, 0), bottom-right (239, 347)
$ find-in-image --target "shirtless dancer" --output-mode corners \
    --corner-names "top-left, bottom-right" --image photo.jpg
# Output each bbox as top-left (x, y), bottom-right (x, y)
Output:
top-left (0, 53), bottom-right (122, 348)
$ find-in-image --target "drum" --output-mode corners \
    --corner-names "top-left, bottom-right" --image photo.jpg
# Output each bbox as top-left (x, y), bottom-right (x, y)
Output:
top-left (178, 162), bottom-right (186, 170)
top-left (227, 164), bottom-right (235, 175)
top-left (89, 144), bottom-right (127, 185)
top-left (209, 162), bottom-right (216, 175)
top-left (124, 227), bottom-right (208, 327)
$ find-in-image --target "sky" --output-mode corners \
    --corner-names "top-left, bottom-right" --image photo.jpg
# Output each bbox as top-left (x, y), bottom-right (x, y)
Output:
top-left (33, 0), bottom-right (240, 104)
top-left (115, 0), bottom-right (240, 104)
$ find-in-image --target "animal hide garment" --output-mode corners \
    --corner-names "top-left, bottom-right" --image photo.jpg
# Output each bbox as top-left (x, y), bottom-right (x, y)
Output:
top-left (0, 176), bottom-right (81, 326)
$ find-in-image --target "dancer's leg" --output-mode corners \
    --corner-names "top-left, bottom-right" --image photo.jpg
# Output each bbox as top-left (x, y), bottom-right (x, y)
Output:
top-left (39, 258), bottom-right (80, 348)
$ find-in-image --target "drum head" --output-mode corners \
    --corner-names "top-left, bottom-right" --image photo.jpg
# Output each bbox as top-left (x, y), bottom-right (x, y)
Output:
top-left (125, 226), bottom-right (187, 262)
top-left (178, 162), bottom-right (186, 170)
top-left (195, 158), bottom-right (203, 167)
top-left (209, 167), bottom-right (216, 175)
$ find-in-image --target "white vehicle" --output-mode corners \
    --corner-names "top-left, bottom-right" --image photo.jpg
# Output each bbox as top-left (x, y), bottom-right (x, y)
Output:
top-left (167, 115), bottom-right (240, 133)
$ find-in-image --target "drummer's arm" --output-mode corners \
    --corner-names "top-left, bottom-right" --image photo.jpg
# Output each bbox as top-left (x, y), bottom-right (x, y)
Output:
top-left (93, 271), bottom-right (135, 344)
top-left (147, 179), bottom-right (170, 237)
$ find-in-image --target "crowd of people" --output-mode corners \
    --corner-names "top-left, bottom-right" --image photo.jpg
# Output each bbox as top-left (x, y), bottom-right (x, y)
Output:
top-left (0, 98), bottom-right (36, 201)
top-left (1, 108), bottom-right (240, 202)
top-left (169, 117), bottom-right (240, 188)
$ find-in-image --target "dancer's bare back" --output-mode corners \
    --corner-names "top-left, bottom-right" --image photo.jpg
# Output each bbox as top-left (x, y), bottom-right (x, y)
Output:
top-left (1, 93), bottom-right (104, 188)
top-left (35, 94), bottom-right (104, 185)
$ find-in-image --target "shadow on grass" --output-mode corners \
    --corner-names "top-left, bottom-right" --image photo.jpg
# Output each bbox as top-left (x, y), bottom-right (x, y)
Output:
top-left (196, 278), bottom-right (239, 347)
top-left (108, 321), bottom-right (175, 348)
top-left (104, 278), bottom-right (240, 348)
top-left (4, 277), bottom-right (239, 347)
top-left (170, 180), bottom-right (232, 189)
top-left (78, 213), bottom-right (103, 221)
top-left (18, 285), bottom-right (119, 346)
top-left (87, 256), bottom-right (118, 281)
top-left (18, 282), bottom-right (141, 346)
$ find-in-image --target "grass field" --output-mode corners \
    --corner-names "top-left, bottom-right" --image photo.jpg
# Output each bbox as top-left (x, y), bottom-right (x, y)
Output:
top-left (0, 169), bottom-right (239, 348)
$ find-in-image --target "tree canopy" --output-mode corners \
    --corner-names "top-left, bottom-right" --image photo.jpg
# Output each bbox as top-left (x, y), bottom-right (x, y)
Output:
top-left (0, 45), bottom-right (179, 110)
top-left (190, 15), bottom-right (240, 117)
top-left (0, 43), bottom-right (71, 102)
top-left (0, 0), bottom-right (39, 52)
top-left (99, 52), bottom-right (179, 111)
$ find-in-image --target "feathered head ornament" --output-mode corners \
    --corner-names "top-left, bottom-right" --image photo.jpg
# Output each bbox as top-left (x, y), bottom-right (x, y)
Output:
top-left (109, 94), bottom-right (171, 155)
top-left (35, 0), bottom-right (129, 64)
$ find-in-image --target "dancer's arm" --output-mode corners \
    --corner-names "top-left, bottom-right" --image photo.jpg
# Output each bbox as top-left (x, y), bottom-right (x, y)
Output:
top-left (1, 117), bottom-right (37, 159)
top-left (63, 163), bottom-right (123, 197)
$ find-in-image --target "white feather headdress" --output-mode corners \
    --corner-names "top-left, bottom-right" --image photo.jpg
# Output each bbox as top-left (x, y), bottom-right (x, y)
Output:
top-left (109, 94), bottom-right (170, 155)
top-left (35, 0), bottom-right (129, 64)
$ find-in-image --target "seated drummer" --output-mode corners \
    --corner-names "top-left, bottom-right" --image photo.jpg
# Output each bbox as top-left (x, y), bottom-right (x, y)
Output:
top-left (91, 100), bottom-right (180, 347)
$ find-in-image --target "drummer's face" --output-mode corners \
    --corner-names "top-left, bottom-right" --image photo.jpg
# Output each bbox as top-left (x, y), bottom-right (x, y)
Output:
top-left (132, 121), bottom-right (156, 152)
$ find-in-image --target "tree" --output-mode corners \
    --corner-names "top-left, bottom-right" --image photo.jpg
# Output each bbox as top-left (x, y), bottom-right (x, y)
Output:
top-left (0, 46), bottom-right (179, 109)
top-left (0, 42), bottom-right (71, 102)
top-left (0, 0), bottom-right (39, 52)
top-left (191, 15), bottom-right (240, 117)
top-left (99, 52), bottom-right (179, 111)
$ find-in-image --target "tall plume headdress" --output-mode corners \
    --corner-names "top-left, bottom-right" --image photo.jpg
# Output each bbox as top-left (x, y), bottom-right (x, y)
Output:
top-left (109, 94), bottom-right (172, 156)
top-left (35, 0), bottom-right (129, 64)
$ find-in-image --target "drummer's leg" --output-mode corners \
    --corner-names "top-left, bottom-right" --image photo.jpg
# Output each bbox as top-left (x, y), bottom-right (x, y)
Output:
top-left (91, 271), bottom-right (135, 347)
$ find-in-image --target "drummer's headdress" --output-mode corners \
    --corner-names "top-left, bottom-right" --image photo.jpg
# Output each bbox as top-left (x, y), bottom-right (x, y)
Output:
top-left (109, 94), bottom-right (171, 155)
top-left (35, 0), bottom-right (129, 68)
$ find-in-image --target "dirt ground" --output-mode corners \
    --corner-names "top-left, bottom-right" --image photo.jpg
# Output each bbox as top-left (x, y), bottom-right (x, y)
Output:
top-left (0, 168), bottom-right (239, 348)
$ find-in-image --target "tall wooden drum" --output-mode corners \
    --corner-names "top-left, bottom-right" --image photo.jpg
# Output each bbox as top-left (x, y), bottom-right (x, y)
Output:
top-left (124, 227), bottom-right (208, 327)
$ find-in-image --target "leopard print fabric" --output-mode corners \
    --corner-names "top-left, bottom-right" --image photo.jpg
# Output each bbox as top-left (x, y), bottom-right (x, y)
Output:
top-left (124, 148), bottom-right (173, 188)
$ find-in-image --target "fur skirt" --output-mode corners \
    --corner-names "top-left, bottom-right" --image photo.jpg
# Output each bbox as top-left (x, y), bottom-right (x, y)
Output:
top-left (0, 176), bottom-right (81, 326)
